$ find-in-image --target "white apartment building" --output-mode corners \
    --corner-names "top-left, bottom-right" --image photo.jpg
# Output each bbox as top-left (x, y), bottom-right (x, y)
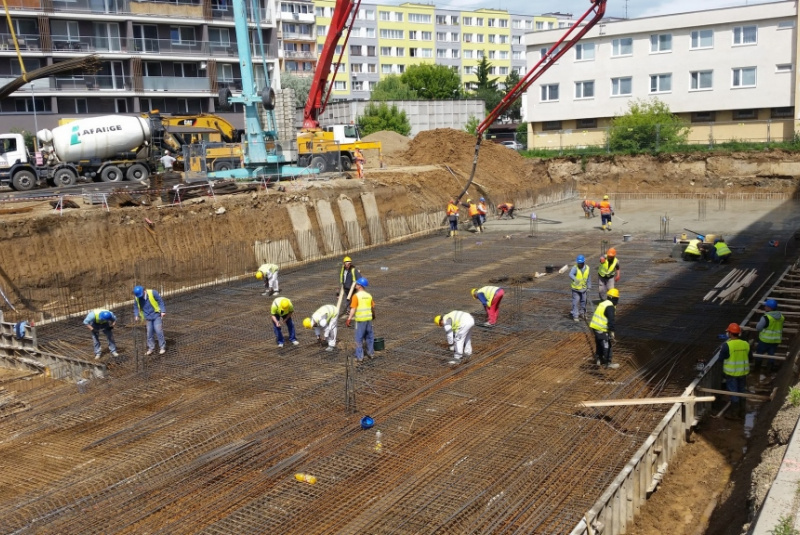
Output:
top-left (523, 1), bottom-right (798, 145)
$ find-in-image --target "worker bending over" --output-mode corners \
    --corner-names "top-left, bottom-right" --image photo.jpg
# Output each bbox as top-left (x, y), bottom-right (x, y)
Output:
top-left (446, 198), bottom-right (459, 237)
top-left (472, 285), bottom-right (504, 327)
top-left (599, 195), bottom-right (614, 231)
top-left (712, 238), bottom-right (732, 264)
top-left (346, 277), bottom-right (375, 364)
top-left (255, 263), bottom-right (280, 296)
top-left (435, 311), bottom-right (474, 366)
top-left (497, 202), bottom-right (515, 219)
top-left (133, 285), bottom-right (167, 356)
top-left (304, 304), bottom-right (338, 352)
top-left (569, 255), bottom-right (591, 322)
top-left (754, 299), bottom-right (784, 374)
top-left (589, 288), bottom-right (620, 369)
top-left (682, 238), bottom-right (704, 261)
top-left (597, 248), bottom-right (620, 301)
top-left (271, 297), bottom-right (299, 348)
top-left (84, 308), bottom-right (119, 360)
top-left (721, 323), bottom-right (750, 419)
top-left (581, 199), bottom-right (596, 219)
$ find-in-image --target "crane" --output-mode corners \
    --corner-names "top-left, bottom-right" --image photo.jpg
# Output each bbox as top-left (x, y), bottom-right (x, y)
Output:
top-left (458, 0), bottom-right (607, 202)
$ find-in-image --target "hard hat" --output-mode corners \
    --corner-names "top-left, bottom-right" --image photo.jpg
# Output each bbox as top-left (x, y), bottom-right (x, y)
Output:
top-left (480, 197), bottom-right (485, 201)
top-left (471, 288), bottom-right (478, 299)
top-left (356, 277), bottom-right (368, 287)
top-left (603, 195), bottom-right (609, 200)
top-left (343, 256), bottom-right (352, 263)
top-left (279, 298), bottom-right (290, 311)
top-left (360, 416), bottom-right (374, 429)
top-left (164, 150), bottom-right (170, 155)
top-left (576, 255), bottom-right (585, 264)
top-left (726, 323), bottom-right (742, 334)
top-left (467, 198), bottom-right (472, 203)
top-left (99, 311), bottom-right (113, 322)
top-left (303, 317), bottom-right (312, 329)
top-left (255, 271), bottom-right (264, 280)
top-left (133, 285), bottom-right (145, 298)
top-left (434, 315), bottom-right (442, 325)
top-left (765, 299), bottom-right (778, 310)
top-left (607, 288), bottom-right (620, 298)
top-left (607, 248), bottom-right (617, 256)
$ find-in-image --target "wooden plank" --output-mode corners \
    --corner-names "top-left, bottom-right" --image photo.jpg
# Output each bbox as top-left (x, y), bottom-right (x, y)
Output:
top-left (696, 386), bottom-right (772, 401)
top-left (751, 353), bottom-right (788, 361)
top-left (579, 396), bottom-right (715, 408)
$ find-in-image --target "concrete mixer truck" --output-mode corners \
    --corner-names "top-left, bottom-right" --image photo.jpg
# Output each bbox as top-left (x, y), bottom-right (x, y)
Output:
top-left (0, 114), bottom-right (161, 191)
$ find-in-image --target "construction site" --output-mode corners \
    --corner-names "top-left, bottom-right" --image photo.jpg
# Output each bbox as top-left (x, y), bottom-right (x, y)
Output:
top-left (0, 129), bottom-right (799, 534)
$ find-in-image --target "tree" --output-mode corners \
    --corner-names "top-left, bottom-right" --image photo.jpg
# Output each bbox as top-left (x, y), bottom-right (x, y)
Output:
top-left (357, 102), bottom-right (412, 136)
top-left (608, 98), bottom-right (689, 152)
top-left (281, 72), bottom-right (312, 108)
top-left (472, 54), bottom-right (502, 115)
top-left (515, 122), bottom-right (528, 148)
top-left (370, 75), bottom-right (419, 101)
top-left (464, 115), bottom-right (480, 136)
top-left (401, 64), bottom-right (461, 100)
top-left (502, 70), bottom-right (522, 121)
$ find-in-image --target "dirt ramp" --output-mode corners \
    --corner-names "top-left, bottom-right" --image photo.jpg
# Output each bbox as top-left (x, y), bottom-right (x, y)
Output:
top-left (362, 131), bottom-right (410, 166)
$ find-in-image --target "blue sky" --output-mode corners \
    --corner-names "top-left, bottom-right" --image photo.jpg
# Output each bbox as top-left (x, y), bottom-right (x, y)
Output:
top-left (378, 0), bottom-right (784, 19)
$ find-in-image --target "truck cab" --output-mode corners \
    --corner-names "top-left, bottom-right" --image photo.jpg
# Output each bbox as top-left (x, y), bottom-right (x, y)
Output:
top-left (323, 124), bottom-right (361, 144)
top-left (0, 133), bottom-right (43, 190)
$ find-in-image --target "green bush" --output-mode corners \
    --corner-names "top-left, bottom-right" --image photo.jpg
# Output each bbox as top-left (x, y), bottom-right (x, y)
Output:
top-left (608, 98), bottom-right (689, 153)
top-left (357, 102), bottom-right (411, 137)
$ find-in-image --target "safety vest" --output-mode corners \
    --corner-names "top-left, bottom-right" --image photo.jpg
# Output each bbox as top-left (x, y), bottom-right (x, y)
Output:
top-left (313, 304), bottom-right (338, 324)
top-left (446, 203), bottom-right (459, 216)
top-left (354, 290), bottom-right (373, 322)
top-left (478, 286), bottom-right (500, 305)
top-left (599, 201), bottom-right (612, 215)
top-left (444, 310), bottom-right (469, 332)
top-left (598, 257), bottom-right (618, 278)
top-left (93, 309), bottom-right (112, 324)
top-left (759, 311), bottom-right (785, 344)
top-left (259, 263), bottom-right (278, 276)
top-left (589, 300), bottom-right (614, 332)
top-left (477, 202), bottom-right (487, 215)
top-left (468, 203), bottom-right (479, 217)
top-left (136, 290), bottom-right (161, 319)
top-left (684, 239), bottom-right (702, 256)
top-left (715, 242), bottom-right (731, 256)
top-left (270, 298), bottom-right (293, 317)
top-left (354, 150), bottom-right (365, 162)
top-left (340, 265), bottom-right (357, 286)
top-left (723, 339), bottom-right (750, 377)
top-left (571, 265), bottom-right (590, 291)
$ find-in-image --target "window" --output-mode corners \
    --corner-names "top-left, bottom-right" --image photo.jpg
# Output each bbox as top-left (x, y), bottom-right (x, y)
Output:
top-left (450, 32), bottom-right (459, 42)
top-left (525, 20), bottom-right (532, 29)
top-left (397, 64), bottom-right (405, 74)
top-left (499, 51), bottom-right (508, 59)
top-left (408, 30), bottom-right (418, 40)
top-left (512, 51), bottom-right (522, 60)
top-left (577, 118), bottom-right (597, 129)
top-left (209, 28), bottom-right (232, 46)
top-left (15, 97), bottom-right (49, 113)
top-left (691, 29), bottom-right (713, 49)
top-left (499, 66), bottom-right (508, 75)
top-left (575, 80), bottom-right (594, 99)
top-left (52, 20), bottom-right (80, 42)
top-left (777, 64), bottom-right (793, 73)
top-left (367, 63), bottom-right (377, 72)
top-left (611, 76), bottom-right (632, 96)
top-left (421, 31), bottom-right (431, 40)
top-left (542, 120), bottom-right (562, 131)
top-left (369, 81), bottom-right (377, 91)
top-left (436, 15), bottom-right (446, 24)
top-left (437, 32), bottom-right (446, 41)
top-left (451, 49), bottom-right (459, 59)
top-left (476, 50), bottom-right (484, 58)
top-left (778, 20), bottom-right (795, 29)
top-left (649, 73), bottom-right (672, 93)
top-left (499, 19), bottom-right (508, 28)
top-left (350, 45), bottom-right (362, 56)
top-left (380, 29), bottom-right (403, 39)
top-left (691, 111), bottom-right (715, 123)
top-left (512, 36), bottom-right (521, 44)
top-left (476, 34), bottom-right (484, 43)
top-left (396, 47), bottom-right (405, 57)
top-left (437, 48), bottom-right (446, 58)
top-left (350, 63), bottom-right (362, 72)
top-left (612, 37), bottom-right (632, 56)
top-left (732, 109), bottom-right (757, 120)
top-left (450, 16), bottom-right (458, 25)
top-left (363, 9), bottom-right (375, 20)
top-left (650, 33), bottom-right (672, 53)
top-left (476, 17), bottom-right (483, 26)
top-left (381, 64), bottom-right (392, 74)
top-left (732, 67), bottom-right (756, 87)
top-left (334, 80), bottom-right (347, 91)
top-left (367, 45), bottom-right (375, 56)
top-left (409, 13), bottom-right (431, 23)
top-left (535, 21), bottom-right (544, 30)
top-left (541, 84), bottom-right (559, 101)
top-left (489, 50), bottom-right (495, 59)
top-left (62, 98), bottom-right (88, 114)
top-left (463, 49), bottom-right (473, 59)
top-left (548, 22), bottom-right (554, 29)
top-left (352, 81), bottom-right (363, 91)
top-left (175, 62), bottom-right (199, 77)
top-left (575, 43), bottom-right (595, 61)
top-left (512, 19), bottom-right (521, 29)
top-left (317, 25), bottom-right (327, 36)
top-left (771, 107), bottom-right (794, 118)
top-left (488, 34), bottom-right (496, 44)
top-left (488, 18), bottom-right (496, 27)
top-left (463, 17), bottom-right (472, 26)
top-left (315, 7), bottom-right (324, 17)
top-left (463, 33), bottom-right (472, 42)
top-left (733, 25), bottom-right (757, 45)
top-left (394, 12), bottom-right (403, 22)
top-left (380, 46), bottom-right (391, 56)
top-left (421, 48), bottom-right (432, 58)
top-left (366, 28), bottom-right (375, 38)
top-left (464, 65), bottom-right (473, 75)
top-left (690, 70), bottom-right (713, 90)
top-left (499, 35), bottom-right (508, 44)
top-left (170, 26), bottom-right (195, 44)
top-left (379, 11), bottom-right (390, 21)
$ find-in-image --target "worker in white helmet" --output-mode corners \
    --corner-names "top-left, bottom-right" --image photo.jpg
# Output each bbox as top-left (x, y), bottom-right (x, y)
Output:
top-left (255, 263), bottom-right (280, 296)
top-left (303, 304), bottom-right (338, 351)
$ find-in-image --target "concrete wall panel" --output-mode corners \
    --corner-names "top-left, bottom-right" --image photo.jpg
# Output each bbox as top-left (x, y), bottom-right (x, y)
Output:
top-left (285, 204), bottom-right (321, 260)
top-left (360, 192), bottom-right (384, 244)
top-left (314, 199), bottom-right (343, 254)
top-left (337, 195), bottom-right (365, 250)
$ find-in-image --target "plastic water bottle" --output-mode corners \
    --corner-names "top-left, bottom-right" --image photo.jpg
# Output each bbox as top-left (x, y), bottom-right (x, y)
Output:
top-left (531, 212), bottom-right (537, 220)
top-left (374, 430), bottom-right (383, 453)
top-left (381, 267), bottom-right (388, 271)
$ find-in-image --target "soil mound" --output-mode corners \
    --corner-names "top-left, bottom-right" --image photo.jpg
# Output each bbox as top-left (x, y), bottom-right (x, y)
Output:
top-left (362, 130), bottom-right (410, 165)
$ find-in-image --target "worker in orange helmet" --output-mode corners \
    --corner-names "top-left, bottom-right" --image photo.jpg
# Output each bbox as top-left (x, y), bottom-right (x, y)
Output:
top-left (354, 147), bottom-right (366, 179)
top-left (721, 322), bottom-right (750, 419)
top-left (597, 247), bottom-right (620, 300)
top-left (599, 195), bottom-right (614, 231)
top-left (581, 199), bottom-right (596, 219)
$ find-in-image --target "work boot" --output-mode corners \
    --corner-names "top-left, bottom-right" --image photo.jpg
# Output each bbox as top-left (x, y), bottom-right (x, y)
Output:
top-left (605, 362), bottom-right (620, 370)
top-left (325, 346), bottom-right (335, 352)
top-left (146, 349), bottom-right (154, 356)
top-left (601, 225), bottom-right (606, 231)
top-left (159, 348), bottom-right (166, 355)
top-left (111, 351), bottom-right (119, 358)
top-left (95, 353), bottom-right (102, 360)
top-left (573, 317), bottom-right (579, 322)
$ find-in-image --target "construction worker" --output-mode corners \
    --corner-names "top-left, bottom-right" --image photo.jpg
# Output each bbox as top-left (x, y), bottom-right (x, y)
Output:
top-left (132, 285), bottom-right (167, 356)
top-left (346, 277), bottom-right (375, 364)
top-left (446, 198), bottom-right (459, 237)
top-left (271, 297), bottom-right (298, 348)
top-left (303, 304), bottom-right (338, 351)
top-left (83, 308), bottom-right (119, 360)
top-left (160, 150), bottom-right (176, 172)
top-left (497, 202), bottom-right (515, 219)
top-left (255, 263), bottom-right (280, 296)
top-left (581, 199), bottom-right (594, 219)
top-left (477, 197), bottom-right (488, 225)
top-left (435, 311), bottom-right (474, 365)
top-left (339, 256), bottom-right (362, 314)
top-left (466, 198), bottom-right (483, 233)
top-left (682, 238), bottom-right (704, 261)
top-left (597, 248), bottom-right (620, 301)
top-left (712, 238), bottom-right (732, 264)
top-left (569, 255), bottom-right (591, 322)
top-left (589, 287), bottom-right (620, 369)
top-left (721, 322), bottom-right (750, 419)
top-left (471, 285), bottom-right (504, 327)
top-left (599, 195), bottom-right (614, 231)
top-left (354, 147), bottom-right (365, 179)
top-left (754, 299), bottom-right (784, 374)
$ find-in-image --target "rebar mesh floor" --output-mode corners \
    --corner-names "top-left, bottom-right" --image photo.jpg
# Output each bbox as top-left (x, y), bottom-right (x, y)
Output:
top-left (1, 204), bottom-right (797, 534)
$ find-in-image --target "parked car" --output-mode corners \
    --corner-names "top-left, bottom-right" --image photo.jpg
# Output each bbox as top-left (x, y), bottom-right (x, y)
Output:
top-left (499, 140), bottom-right (524, 151)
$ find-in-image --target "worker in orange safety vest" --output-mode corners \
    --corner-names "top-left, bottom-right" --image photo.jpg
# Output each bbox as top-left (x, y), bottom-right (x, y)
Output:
top-left (466, 198), bottom-right (483, 233)
top-left (354, 148), bottom-right (366, 179)
top-left (599, 195), bottom-right (614, 231)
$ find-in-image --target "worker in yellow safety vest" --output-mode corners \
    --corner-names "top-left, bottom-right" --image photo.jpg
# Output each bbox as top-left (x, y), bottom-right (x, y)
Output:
top-left (471, 285), bottom-right (504, 326)
top-left (721, 322), bottom-right (750, 419)
top-left (303, 304), bottom-right (338, 351)
top-left (435, 310), bottom-right (474, 366)
top-left (569, 255), bottom-right (591, 322)
top-left (271, 297), bottom-right (298, 348)
top-left (346, 277), bottom-right (375, 364)
top-left (712, 238), bottom-right (732, 264)
top-left (132, 285), bottom-right (167, 356)
top-left (589, 287), bottom-right (620, 369)
top-left (754, 299), bottom-right (785, 374)
top-left (597, 248), bottom-right (620, 300)
top-left (682, 239), bottom-right (703, 261)
top-left (255, 263), bottom-right (280, 296)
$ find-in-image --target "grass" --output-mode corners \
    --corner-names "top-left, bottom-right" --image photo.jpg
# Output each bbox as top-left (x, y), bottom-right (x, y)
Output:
top-left (770, 515), bottom-right (799, 535)
top-left (788, 386), bottom-right (800, 407)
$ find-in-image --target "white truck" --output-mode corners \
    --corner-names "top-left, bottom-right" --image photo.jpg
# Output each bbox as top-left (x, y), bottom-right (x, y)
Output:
top-left (0, 115), bottom-right (160, 191)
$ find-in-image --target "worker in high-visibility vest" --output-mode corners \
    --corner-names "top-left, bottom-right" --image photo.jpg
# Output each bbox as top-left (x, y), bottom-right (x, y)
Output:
top-left (471, 285), bottom-right (504, 326)
top-left (569, 255), bottom-right (591, 322)
top-left (712, 238), bottom-right (732, 264)
top-left (467, 198), bottom-right (483, 233)
top-left (581, 199), bottom-right (596, 219)
top-left (255, 263), bottom-right (280, 296)
top-left (497, 202), bottom-right (515, 219)
top-left (682, 239), bottom-right (703, 261)
top-left (132, 285), bottom-right (167, 356)
top-left (754, 299), bottom-right (785, 374)
top-left (271, 297), bottom-right (298, 348)
top-left (446, 198), bottom-right (459, 237)
top-left (346, 277), bottom-right (375, 364)
top-left (354, 148), bottom-right (366, 179)
top-left (435, 311), bottom-right (474, 366)
top-left (303, 304), bottom-right (338, 351)
top-left (599, 195), bottom-right (614, 231)
top-left (83, 308), bottom-right (119, 360)
top-left (597, 248), bottom-right (620, 301)
top-left (477, 198), bottom-right (488, 226)
top-left (721, 322), bottom-right (750, 419)
top-left (589, 287), bottom-right (620, 369)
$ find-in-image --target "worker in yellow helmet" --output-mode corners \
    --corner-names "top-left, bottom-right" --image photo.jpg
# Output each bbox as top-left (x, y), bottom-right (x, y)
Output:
top-left (339, 256), bottom-right (362, 315)
top-left (589, 287), bottom-right (620, 369)
top-left (271, 297), bottom-right (298, 348)
top-left (599, 195), bottom-right (614, 231)
top-left (303, 304), bottom-right (339, 352)
top-left (471, 285), bottom-right (504, 327)
top-left (255, 263), bottom-right (280, 296)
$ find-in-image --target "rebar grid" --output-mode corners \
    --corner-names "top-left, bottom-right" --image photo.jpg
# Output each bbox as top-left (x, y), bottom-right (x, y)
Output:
top-left (0, 221), bottom-right (793, 534)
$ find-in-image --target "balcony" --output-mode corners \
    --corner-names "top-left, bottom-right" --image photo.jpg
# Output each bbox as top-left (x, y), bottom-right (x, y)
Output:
top-left (0, 33), bottom-right (41, 51)
top-left (281, 31), bottom-right (315, 42)
top-left (143, 76), bottom-right (211, 92)
top-left (282, 50), bottom-right (315, 59)
top-left (277, 11), bottom-right (315, 23)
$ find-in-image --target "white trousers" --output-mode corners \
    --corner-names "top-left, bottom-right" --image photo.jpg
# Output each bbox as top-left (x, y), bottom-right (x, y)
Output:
top-left (447, 316), bottom-right (474, 359)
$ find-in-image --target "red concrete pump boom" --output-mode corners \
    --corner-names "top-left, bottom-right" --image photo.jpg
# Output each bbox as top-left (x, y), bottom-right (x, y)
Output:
top-left (303, 0), bottom-right (362, 130)
top-left (457, 0), bottom-right (607, 203)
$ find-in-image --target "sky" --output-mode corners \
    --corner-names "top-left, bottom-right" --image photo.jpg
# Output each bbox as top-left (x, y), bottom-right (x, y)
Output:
top-left (378, 0), bottom-right (784, 20)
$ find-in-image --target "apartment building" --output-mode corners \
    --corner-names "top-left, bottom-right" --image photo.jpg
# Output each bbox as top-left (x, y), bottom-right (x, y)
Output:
top-left (0, 0), bottom-right (280, 129)
top-left (523, 1), bottom-right (799, 145)
top-left (278, 0), bottom-right (316, 76)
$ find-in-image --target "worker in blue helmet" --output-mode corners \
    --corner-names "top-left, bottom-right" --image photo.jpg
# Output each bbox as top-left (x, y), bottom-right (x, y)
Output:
top-left (477, 197), bottom-right (488, 226)
top-left (754, 298), bottom-right (785, 375)
top-left (346, 277), bottom-right (375, 365)
top-left (569, 254), bottom-right (591, 322)
top-left (132, 285), bottom-right (167, 356)
top-left (83, 308), bottom-right (119, 360)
